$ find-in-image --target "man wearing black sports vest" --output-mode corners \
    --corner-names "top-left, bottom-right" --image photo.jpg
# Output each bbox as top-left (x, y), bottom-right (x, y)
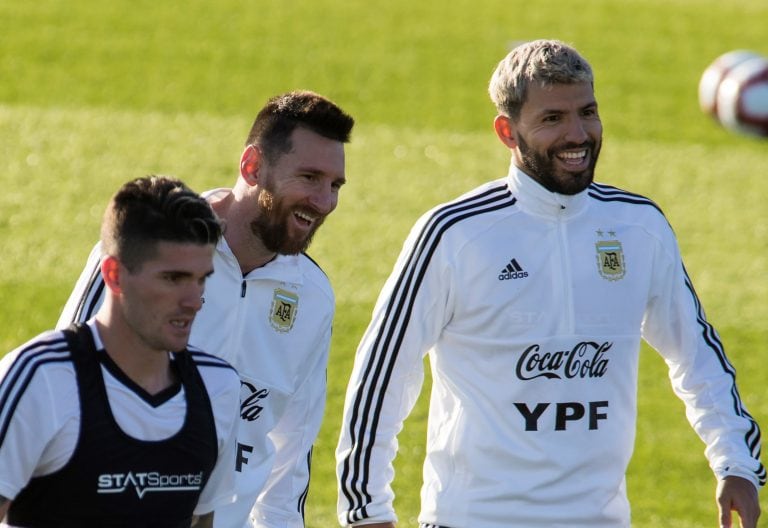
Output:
top-left (0, 176), bottom-right (241, 527)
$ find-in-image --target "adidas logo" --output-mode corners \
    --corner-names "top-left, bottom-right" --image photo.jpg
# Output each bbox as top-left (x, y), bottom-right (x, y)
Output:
top-left (498, 258), bottom-right (529, 280)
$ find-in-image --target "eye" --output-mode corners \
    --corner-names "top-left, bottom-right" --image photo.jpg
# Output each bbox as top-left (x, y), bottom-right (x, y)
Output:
top-left (162, 272), bottom-right (186, 284)
top-left (542, 114), bottom-right (561, 123)
top-left (162, 271), bottom-right (189, 284)
top-left (199, 272), bottom-right (213, 287)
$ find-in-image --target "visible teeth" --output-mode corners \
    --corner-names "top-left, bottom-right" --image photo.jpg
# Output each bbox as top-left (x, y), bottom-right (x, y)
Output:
top-left (171, 320), bottom-right (188, 328)
top-left (560, 150), bottom-right (586, 159)
top-left (295, 211), bottom-right (315, 222)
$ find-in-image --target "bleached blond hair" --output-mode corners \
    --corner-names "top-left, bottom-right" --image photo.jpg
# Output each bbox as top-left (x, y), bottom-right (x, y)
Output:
top-left (489, 39), bottom-right (594, 120)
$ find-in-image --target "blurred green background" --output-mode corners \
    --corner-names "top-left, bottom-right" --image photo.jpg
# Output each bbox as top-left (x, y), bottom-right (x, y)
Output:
top-left (1, 0), bottom-right (766, 526)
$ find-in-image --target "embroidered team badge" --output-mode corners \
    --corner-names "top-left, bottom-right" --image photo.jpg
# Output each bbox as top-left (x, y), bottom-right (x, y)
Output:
top-left (595, 231), bottom-right (626, 281)
top-left (270, 288), bottom-right (299, 332)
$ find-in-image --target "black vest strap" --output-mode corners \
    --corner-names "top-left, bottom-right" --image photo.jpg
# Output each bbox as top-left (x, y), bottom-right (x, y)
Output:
top-left (8, 323), bottom-right (219, 528)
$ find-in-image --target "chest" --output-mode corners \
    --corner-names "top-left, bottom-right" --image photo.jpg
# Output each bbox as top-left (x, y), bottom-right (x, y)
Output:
top-left (447, 219), bottom-right (656, 338)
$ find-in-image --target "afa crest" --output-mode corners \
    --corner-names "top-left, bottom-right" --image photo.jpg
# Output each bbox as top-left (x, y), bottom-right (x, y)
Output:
top-left (595, 232), bottom-right (626, 281)
top-left (270, 288), bottom-right (299, 332)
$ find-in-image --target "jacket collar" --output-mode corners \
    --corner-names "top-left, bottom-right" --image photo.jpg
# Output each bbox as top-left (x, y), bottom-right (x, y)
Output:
top-left (215, 224), bottom-right (304, 284)
top-left (204, 188), bottom-right (305, 284)
top-left (506, 163), bottom-right (589, 219)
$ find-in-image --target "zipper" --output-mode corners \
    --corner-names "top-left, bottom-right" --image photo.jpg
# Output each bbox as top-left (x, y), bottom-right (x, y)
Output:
top-left (556, 215), bottom-right (575, 332)
top-left (241, 280), bottom-right (247, 298)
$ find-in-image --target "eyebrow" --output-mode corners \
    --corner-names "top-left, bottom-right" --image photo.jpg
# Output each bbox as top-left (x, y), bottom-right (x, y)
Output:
top-left (537, 100), bottom-right (598, 117)
top-left (298, 167), bottom-right (347, 185)
top-left (161, 269), bottom-right (215, 278)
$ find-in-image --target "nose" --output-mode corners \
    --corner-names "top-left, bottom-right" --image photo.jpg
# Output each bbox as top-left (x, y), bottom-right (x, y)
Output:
top-left (565, 116), bottom-right (589, 144)
top-left (180, 284), bottom-right (205, 312)
top-left (308, 185), bottom-right (338, 215)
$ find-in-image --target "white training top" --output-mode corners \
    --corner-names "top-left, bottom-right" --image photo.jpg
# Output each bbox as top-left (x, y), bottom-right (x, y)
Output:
top-left (57, 188), bottom-right (335, 528)
top-left (336, 165), bottom-right (765, 528)
top-left (0, 320), bottom-right (241, 523)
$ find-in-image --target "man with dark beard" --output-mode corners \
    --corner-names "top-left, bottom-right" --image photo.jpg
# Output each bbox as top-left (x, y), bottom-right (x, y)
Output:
top-left (58, 91), bottom-right (355, 528)
top-left (336, 40), bottom-right (763, 528)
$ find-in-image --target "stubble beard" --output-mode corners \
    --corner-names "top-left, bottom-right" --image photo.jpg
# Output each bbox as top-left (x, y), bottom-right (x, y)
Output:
top-left (517, 133), bottom-right (601, 196)
top-left (121, 298), bottom-right (191, 354)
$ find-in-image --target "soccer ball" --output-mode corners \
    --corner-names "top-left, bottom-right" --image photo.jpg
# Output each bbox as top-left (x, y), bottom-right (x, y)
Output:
top-left (698, 50), bottom-right (761, 118)
top-left (715, 56), bottom-right (768, 138)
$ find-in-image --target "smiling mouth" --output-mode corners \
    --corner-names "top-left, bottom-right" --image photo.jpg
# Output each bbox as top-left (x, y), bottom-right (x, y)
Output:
top-left (557, 149), bottom-right (588, 165)
top-left (294, 210), bottom-right (317, 227)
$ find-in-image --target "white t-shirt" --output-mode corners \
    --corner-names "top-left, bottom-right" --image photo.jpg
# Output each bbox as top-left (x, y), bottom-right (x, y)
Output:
top-left (58, 188), bottom-right (336, 528)
top-left (0, 320), bottom-right (241, 525)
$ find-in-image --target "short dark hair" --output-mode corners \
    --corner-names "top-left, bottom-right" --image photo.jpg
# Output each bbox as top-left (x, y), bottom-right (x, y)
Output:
top-left (245, 90), bottom-right (355, 165)
top-left (101, 175), bottom-right (222, 271)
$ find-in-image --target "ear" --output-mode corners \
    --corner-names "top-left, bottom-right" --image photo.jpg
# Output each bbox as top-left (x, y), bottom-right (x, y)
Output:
top-left (239, 145), bottom-right (263, 187)
top-left (493, 114), bottom-right (518, 149)
top-left (101, 256), bottom-right (122, 294)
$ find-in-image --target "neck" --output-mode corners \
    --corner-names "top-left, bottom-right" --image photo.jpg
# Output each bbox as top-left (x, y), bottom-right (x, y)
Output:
top-left (95, 305), bottom-right (175, 395)
top-left (212, 190), bottom-right (277, 274)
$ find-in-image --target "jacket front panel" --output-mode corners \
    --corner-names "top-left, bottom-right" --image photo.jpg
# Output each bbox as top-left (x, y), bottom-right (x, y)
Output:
top-left (337, 167), bottom-right (764, 528)
top-left (190, 238), bottom-right (334, 528)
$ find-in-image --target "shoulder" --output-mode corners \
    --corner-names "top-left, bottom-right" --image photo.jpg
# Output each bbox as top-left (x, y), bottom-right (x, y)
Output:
top-left (299, 251), bottom-right (326, 276)
top-left (186, 346), bottom-right (238, 376)
top-left (185, 347), bottom-right (240, 396)
top-left (0, 330), bottom-right (75, 407)
top-left (426, 177), bottom-right (516, 222)
top-left (408, 178), bottom-right (518, 247)
top-left (201, 188), bottom-right (232, 203)
top-left (1, 329), bottom-right (73, 378)
top-left (182, 349), bottom-right (240, 442)
top-left (293, 253), bottom-right (335, 303)
top-left (587, 182), bottom-right (678, 249)
top-left (587, 182), bottom-right (666, 218)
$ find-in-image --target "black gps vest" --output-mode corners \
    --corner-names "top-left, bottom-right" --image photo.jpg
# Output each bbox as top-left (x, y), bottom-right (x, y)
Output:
top-left (8, 324), bottom-right (219, 528)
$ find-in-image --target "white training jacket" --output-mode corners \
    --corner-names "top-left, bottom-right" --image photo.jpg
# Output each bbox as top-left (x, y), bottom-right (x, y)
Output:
top-left (58, 188), bottom-right (334, 528)
top-left (336, 165), bottom-right (765, 528)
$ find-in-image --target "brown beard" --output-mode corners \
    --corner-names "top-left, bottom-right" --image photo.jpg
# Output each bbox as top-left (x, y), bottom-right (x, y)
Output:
top-left (250, 186), bottom-right (322, 255)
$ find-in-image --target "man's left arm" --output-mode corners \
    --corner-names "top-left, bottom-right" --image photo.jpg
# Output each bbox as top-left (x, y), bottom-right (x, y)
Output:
top-left (642, 227), bottom-right (765, 518)
top-left (250, 329), bottom-right (330, 528)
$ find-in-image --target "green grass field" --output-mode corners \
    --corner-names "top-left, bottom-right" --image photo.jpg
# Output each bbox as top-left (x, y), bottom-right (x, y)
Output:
top-left (1, 0), bottom-right (767, 526)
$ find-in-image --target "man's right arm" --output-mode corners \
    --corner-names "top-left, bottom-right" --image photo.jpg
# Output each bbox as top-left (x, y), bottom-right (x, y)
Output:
top-left (56, 242), bottom-right (105, 329)
top-left (336, 212), bottom-right (451, 526)
top-left (0, 340), bottom-right (74, 524)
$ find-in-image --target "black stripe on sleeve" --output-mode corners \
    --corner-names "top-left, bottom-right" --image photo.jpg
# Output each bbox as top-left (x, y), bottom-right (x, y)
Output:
top-left (71, 263), bottom-right (106, 324)
top-left (0, 336), bottom-right (71, 445)
top-left (682, 266), bottom-right (765, 485)
top-left (298, 447), bottom-right (312, 519)
top-left (186, 349), bottom-right (237, 373)
top-left (339, 183), bottom-right (517, 522)
top-left (587, 182), bottom-right (664, 215)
